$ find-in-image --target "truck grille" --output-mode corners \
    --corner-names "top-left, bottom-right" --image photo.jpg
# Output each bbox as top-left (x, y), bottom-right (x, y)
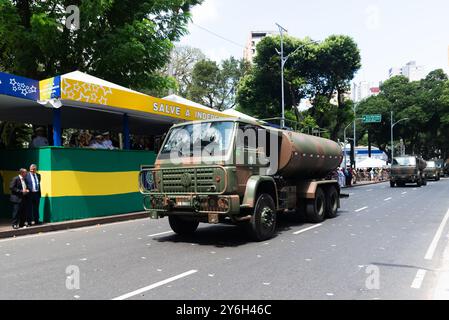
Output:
top-left (161, 167), bottom-right (224, 194)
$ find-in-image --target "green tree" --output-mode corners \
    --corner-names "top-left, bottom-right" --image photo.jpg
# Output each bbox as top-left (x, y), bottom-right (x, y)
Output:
top-left (165, 45), bottom-right (206, 96)
top-left (357, 71), bottom-right (449, 160)
top-left (187, 57), bottom-right (249, 110)
top-left (0, 0), bottom-right (202, 92)
top-left (236, 34), bottom-right (361, 139)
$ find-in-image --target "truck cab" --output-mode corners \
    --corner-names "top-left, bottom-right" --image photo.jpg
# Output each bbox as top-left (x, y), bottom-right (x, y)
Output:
top-left (390, 156), bottom-right (427, 187)
top-left (424, 161), bottom-right (440, 181)
top-left (139, 118), bottom-right (343, 241)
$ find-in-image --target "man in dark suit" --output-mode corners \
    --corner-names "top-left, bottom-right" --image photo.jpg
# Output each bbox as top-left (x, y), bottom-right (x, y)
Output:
top-left (10, 169), bottom-right (30, 229)
top-left (26, 164), bottom-right (41, 225)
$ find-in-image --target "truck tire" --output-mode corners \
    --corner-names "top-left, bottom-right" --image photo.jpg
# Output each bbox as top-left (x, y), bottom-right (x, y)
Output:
top-left (306, 187), bottom-right (326, 223)
top-left (248, 193), bottom-right (277, 242)
top-left (325, 186), bottom-right (339, 219)
top-left (168, 216), bottom-right (199, 236)
top-left (423, 179), bottom-right (427, 186)
top-left (390, 181), bottom-right (395, 188)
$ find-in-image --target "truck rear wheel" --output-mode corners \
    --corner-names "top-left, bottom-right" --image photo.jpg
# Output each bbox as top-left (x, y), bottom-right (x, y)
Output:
top-left (248, 193), bottom-right (277, 242)
top-left (306, 187), bottom-right (325, 223)
top-left (168, 216), bottom-right (199, 236)
top-left (390, 181), bottom-right (395, 188)
top-left (325, 186), bottom-right (339, 219)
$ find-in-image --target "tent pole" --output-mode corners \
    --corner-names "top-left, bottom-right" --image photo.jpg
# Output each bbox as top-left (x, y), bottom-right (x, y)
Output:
top-left (53, 108), bottom-right (62, 147)
top-left (123, 113), bottom-right (130, 150)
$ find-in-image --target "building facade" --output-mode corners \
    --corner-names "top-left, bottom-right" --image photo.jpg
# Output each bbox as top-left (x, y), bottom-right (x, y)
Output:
top-left (388, 61), bottom-right (427, 81)
top-left (243, 31), bottom-right (277, 63)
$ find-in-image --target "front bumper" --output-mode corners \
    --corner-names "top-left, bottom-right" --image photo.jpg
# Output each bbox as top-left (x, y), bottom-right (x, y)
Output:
top-left (143, 194), bottom-right (241, 218)
top-left (391, 175), bottom-right (418, 183)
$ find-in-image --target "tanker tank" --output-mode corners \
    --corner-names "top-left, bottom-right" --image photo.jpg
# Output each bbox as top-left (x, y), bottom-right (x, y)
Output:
top-left (276, 130), bottom-right (343, 179)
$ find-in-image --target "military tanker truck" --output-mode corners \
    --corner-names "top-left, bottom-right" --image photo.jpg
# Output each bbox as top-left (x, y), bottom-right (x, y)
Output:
top-left (390, 155), bottom-right (427, 187)
top-left (139, 118), bottom-right (344, 241)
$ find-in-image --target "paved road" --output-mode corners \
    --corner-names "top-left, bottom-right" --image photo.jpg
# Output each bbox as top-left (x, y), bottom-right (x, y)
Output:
top-left (1, 179), bottom-right (449, 300)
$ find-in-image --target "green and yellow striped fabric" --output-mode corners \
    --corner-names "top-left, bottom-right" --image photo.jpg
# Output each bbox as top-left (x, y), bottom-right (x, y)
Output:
top-left (0, 147), bottom-right (156, 222)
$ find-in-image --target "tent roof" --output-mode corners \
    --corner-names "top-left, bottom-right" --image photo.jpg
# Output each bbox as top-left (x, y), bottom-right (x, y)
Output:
top-left (62, 71), bottom-right (144, 95)
top-left (163, 94), bottom-right (218, 112)
top-left (357, 157), bottom-right (388, 168)
top-left (163, 95), bottom-right (260, 122)
top-left (221, 108), bottom-right (259, 122)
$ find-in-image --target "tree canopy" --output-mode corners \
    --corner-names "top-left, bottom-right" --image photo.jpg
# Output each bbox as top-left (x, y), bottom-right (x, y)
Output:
top-left (236, 34), bottom-right (361, 139)
top-left (187, 57), bottom-right (249, 111)
top-left (357, 70), bottom-right (449, 160)
top-left (0, 0), bottom-right (202, 92)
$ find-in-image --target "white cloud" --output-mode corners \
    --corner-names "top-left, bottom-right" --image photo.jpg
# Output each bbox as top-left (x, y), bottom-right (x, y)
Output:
top-left (204, 47), bottom-right (234, 62)
top-left (190, 0), bottom-right (219, 24)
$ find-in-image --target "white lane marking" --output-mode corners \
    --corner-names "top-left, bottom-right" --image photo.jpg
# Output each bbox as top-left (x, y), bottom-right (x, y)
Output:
top-left (366, 189), bottom-right (373, 192)
top-left (384, 197), bottom-right (392, 201)
top-left (349, 193), bottom-right (355, 196)
top-left (147, 231), bottom-right (173, 237)
top-left (112, 270), bottom-right (198, 300)
top-left (411, 269), bottom-right (427, 289)
top-left (425, 208), bottom-right (449, 260)
top-left (433, 235), bottom-right (449, 299)
top-left (402, 192), bottom-right (407, 195)
top-left (355, 207), bottom-right (368, 212)
top-left (293, 224), bottom-right (322, 235)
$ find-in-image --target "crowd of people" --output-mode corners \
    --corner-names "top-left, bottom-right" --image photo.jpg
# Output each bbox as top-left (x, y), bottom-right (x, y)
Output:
top-left (9, 164), bottom-right (42, 229)
top-left (68, 131), bottom-right (117, 149)
top-left (29, 127), bottom-right (157, 151)
top-left (334, 167), bottom-right (390, 188)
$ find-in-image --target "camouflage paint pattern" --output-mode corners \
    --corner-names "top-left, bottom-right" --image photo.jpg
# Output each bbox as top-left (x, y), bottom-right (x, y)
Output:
top-left (391, 156), bottom-right (426, 183)
top-left (139, 118), bottom-right (342, 217)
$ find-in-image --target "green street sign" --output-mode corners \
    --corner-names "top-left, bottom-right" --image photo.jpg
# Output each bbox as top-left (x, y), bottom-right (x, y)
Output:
top-left (362, 114), bottom-right (382, 123)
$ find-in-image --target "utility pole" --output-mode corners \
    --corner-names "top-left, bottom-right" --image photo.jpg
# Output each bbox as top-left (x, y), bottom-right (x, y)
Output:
top-left (391, 110), bottom-right (409, 163)
top-left (276, 23), bottom-right (288, 129)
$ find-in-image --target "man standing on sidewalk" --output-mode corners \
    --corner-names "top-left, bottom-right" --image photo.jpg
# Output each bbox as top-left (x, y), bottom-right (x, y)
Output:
top-left (26, 164), bottom-right (41, 225)
top-left (10, 169), bottom-right (30, 229)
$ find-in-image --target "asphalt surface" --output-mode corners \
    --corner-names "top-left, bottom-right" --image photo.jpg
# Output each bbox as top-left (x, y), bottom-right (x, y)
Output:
top-left (1, 178), bottom-right (449, 300)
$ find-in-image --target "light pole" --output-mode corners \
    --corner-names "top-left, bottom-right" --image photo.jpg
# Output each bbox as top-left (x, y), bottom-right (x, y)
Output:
top-left (353, 102), bottom-right (359, 150)
top-left (343, 118), bottom-right (363, 168)
top-left (343, 123), bottom-right (352, 168)
top-left (390, 110), bottom-right (409, 162)
top-left (275, 23), bottom-right (318, 129)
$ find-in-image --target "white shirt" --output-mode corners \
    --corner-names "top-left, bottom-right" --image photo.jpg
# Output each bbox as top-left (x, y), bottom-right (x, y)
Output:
top-left (102, 139), bottom-right (114, 149)
top-left (31, 136), bottom-right (49, 148)
top-left (30, 173), bottom-right (39, 192)
top-left (19, 176), bottom-right (27, 192)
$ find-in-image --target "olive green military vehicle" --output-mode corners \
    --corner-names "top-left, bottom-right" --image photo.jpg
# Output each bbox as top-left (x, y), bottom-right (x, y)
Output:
top-left (424, 160), bottom-right (441, 181)
top-left (139, 118), bottom-right (344, 241)
top-left (433, 159), bottom-right (444, 178)
top-left (390, 156), bottom-right (427, 187)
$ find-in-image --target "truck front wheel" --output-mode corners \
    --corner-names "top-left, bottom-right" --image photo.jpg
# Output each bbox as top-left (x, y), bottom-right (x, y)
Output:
top-left (248, 193), bottom-right (277, 241)
top-left (168, 216), bottom-right (199, 236)
top-left (306, 187), bottom-right (326, 223)
top-left (390, 181), bottom-right (395, 188)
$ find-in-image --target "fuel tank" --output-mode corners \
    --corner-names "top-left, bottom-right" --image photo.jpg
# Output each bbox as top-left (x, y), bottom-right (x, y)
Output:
top-left (277, 130), bottom-right (343, 179)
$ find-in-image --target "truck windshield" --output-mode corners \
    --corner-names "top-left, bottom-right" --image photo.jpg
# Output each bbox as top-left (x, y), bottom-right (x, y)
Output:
top-left (393, 157), bottom-right (416, 166)
top-left (160, 121), bottom-right (234, 158)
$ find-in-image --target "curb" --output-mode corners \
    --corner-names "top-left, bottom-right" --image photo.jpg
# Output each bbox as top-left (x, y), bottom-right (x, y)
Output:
top-left (0, 211), bottom-right (149, 239)
top-left (343, 181), bottom-right (388, 189)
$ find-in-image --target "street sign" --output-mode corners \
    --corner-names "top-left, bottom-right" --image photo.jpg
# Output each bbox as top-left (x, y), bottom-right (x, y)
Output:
top-left (362, 114), bottom-right (382, 123)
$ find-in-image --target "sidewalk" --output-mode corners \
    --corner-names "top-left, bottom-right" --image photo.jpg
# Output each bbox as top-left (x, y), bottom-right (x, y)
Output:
top-left (0, 211), bottom-right (148, 239)
top-left (342, 180), bottom-right (388, 188)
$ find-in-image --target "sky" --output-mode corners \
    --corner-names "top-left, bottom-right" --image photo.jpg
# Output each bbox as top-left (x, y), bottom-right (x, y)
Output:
top-left (178, 0), bottom-right (449, 85)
